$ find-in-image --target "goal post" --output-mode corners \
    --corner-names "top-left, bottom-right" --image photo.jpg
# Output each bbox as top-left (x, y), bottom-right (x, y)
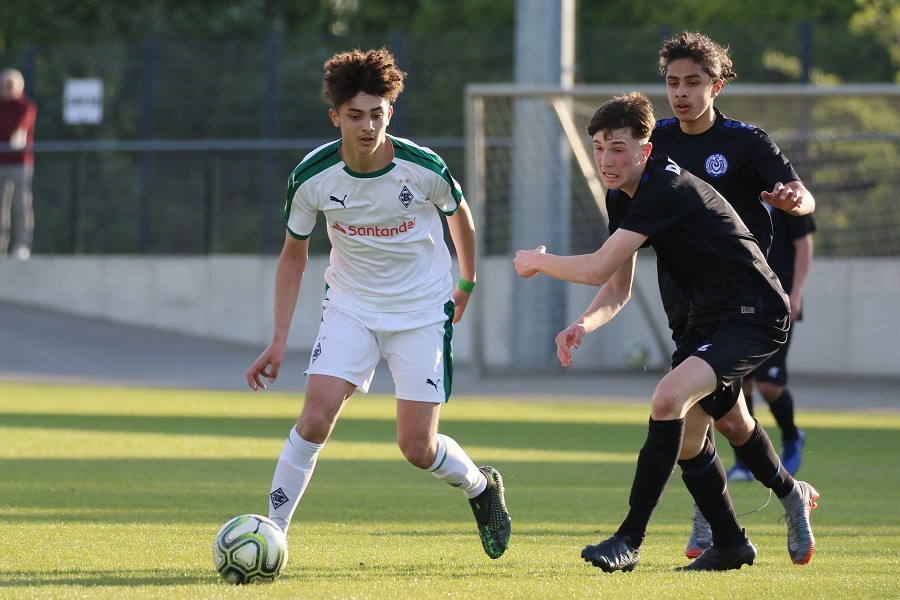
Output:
top-left (464, 83), bottom-right (900, 376)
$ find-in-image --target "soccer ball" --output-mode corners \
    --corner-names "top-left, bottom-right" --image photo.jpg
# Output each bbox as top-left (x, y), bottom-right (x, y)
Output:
top-left (623, 341), bottom-right (650, 369)
top-left (213, 514), bottom-right (288, 584)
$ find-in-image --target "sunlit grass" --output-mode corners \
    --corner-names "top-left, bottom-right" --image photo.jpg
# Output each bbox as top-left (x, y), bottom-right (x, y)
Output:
top-left (1, 383), bottom-right (898, 599)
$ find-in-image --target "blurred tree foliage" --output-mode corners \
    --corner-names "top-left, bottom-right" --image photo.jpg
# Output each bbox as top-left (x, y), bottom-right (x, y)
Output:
top-left (0, 0), bottom-right (516, 49)
top-left (1, 0), bottom-right (895, 82)
top-left (1, 0), bottom-right (896, 256)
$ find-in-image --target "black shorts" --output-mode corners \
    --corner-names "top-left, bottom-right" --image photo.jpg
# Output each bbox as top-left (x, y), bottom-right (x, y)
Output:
top-left (672, 315), bottom-right (790, 420)
top-left (749, 323), bottom-right (794, 386)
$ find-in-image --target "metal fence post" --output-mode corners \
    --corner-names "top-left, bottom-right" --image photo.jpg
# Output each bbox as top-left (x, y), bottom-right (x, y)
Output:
top-left (139, 39), bottom-right (156, 254)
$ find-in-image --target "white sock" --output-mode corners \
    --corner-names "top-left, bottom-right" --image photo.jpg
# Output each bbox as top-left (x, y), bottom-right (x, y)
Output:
top-left (428, 434), bottom-right (487, 499)
top-left (268, 428), bottom-right (323, 533)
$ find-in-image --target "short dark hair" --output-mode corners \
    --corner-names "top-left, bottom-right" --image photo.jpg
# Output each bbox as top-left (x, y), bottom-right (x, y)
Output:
top-left (322, 47), bottom-right (407, 108)
top-left (587, 92), bottom-right (655, 141)
top-left (658, 31), bottom-right (736, 83)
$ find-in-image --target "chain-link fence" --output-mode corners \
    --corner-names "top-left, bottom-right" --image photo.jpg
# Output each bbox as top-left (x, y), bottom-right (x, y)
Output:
top-left (1, 24), bottom-right (894, 255)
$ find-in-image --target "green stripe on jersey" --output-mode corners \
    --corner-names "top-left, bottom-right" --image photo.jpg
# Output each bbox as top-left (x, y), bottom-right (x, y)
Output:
top-left (283, 140), bottom-right (343, 221)
top-left (391, 136), bottom-right (463, 206)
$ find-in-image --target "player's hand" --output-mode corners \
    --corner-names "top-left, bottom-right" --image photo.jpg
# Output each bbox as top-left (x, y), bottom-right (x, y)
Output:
top-left (555, 323), bottom-right (586, 368)
top-left (246, 344), bottom-right (285, 391)
top-left (761, 182), bottom-right (803, 212)
top-left (451, 285), bottom-right (471, 323)
top-left (514, 245), bottom-right (547, 278)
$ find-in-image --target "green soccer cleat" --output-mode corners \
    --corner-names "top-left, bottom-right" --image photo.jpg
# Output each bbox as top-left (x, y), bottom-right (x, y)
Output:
top-left (469, 466), bottom-right (511, 559)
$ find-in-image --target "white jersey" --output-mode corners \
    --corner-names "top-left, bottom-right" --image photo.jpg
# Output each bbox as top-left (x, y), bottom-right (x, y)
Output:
top-left (285, 134), bottom-right (464, 313)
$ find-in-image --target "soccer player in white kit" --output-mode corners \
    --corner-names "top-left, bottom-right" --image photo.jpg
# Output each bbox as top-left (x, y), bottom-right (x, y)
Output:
top-left (246, 47), bottom-right (510, 561)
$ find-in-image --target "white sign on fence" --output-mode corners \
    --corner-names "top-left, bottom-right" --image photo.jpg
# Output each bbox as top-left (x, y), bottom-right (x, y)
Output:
top-left (63, 79), bottom-right (104, 125)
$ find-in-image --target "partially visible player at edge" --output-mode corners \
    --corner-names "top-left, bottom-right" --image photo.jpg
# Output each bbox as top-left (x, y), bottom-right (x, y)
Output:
top-left (650, 31), bottom-right (817, 559)
top-left (514, 92), bottom-right (819, 572)
top-left (742, 207), bottom-right (815, 475)
top-left (245, 47), bottom-right (510, 561)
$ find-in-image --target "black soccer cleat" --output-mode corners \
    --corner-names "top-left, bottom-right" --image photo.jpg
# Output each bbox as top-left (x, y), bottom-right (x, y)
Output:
top-left (581, 533), bottom-right (640, 573)
top-left (677, 535), bottom-right (757, 572)
top-left (469, 466), bottom-right (511, 559)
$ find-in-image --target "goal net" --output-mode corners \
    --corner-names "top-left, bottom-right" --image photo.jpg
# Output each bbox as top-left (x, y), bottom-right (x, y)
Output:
top-left (463, 83), bottom-right (900, 375)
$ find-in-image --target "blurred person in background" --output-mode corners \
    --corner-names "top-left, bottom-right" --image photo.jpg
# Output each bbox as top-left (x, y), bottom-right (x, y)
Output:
top-left (742, 208), bottom-right (815, 475)
top-left (0, 68), bottom-right (37, 260)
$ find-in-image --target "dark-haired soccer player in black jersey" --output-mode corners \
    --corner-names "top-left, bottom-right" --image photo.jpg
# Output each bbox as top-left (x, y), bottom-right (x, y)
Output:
top-left (652, 31), bottom-right (817, 560)
top-left (514, 92), bottom-right (819, 571)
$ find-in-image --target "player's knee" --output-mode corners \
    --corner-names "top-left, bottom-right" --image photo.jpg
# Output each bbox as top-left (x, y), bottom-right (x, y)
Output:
top-left (649, 383), bottom-right (685, 420)
top-left (756, 381), bottom-right (782, 402)
top-left (295, 412), bottom-right (334, 445)
top-left (397, 436), bottom-right (433, 470)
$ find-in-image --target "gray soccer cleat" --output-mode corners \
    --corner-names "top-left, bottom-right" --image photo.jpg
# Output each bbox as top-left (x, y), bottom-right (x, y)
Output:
top-left (781, 480), bottom-right (819, 564)
top-left (685, 503), bottom-right (713, 558)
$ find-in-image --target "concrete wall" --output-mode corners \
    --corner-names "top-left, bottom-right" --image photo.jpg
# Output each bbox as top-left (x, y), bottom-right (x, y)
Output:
top-left (1, 255), bottom-right (898, 377)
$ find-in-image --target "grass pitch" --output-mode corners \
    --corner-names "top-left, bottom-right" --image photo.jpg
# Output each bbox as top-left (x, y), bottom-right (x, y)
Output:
top-left (1, 382), bottom-right (898, 599)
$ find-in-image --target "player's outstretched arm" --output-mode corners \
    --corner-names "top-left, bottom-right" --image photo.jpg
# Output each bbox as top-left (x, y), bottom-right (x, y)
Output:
top-left (762, 181), bottom-right (815, 216)
top-left (246, 234), bottom-right (309, 390)
top-left (514, 228), bottom-right (646, 286)
top-left (555, 253), bottom-right (636, 368)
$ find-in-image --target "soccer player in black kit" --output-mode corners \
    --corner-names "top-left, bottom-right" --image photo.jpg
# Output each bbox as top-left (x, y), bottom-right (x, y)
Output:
top-left (651, 31), bottom-right (818, 560)
top-left (514, 92), bottom-right (819, 571)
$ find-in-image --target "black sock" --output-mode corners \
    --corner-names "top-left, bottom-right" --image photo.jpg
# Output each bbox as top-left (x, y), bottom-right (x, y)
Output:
top-left (680, 439), bottom-right (745, 550)
top-left (616, 417), bottom-right (684, 545)
top-left (769, 389), bottom-right (798, 440)
top-left (731, 419), bottom-right (794, 498)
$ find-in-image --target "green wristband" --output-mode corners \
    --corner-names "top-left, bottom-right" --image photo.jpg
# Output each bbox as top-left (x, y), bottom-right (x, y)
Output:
top-left (458, 278), bottom-right (475, 294)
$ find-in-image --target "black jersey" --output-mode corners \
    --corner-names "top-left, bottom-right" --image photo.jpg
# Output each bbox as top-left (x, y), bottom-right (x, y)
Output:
top-left (606, 156), bottom-right (789, 323)
top-left (650, 108), bottom-right (801, 334)
top-left (650, 108), bottom-right (800, 252)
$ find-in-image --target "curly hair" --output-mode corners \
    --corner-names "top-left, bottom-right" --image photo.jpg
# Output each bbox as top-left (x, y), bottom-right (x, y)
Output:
top-left (587, 92), bottom-right (655, 141)
top-left (322, 47), bottom-right (406, 108)
top-left (658, 31), bottom-right (736, 83)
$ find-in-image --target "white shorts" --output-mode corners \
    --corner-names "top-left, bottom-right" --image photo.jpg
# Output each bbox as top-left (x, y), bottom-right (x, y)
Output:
top-left (305, 299), bottom-right (455, 402)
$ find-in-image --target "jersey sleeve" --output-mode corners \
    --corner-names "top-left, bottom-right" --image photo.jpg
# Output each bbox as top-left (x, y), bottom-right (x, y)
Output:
top-left (785, 213), bottom-right (817, 241)
top-left (283, 177), bottom-right (318, 240)
top-left (429, 164), bottom-right (464, 215)
top-left (750, 130), bottom-right (801, 188)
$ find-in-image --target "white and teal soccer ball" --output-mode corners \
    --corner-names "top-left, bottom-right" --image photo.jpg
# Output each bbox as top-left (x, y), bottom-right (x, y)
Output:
top-left (623, 341), bottom-right (650, 369)
top-left (213, 514), bottom-right (288, 584)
